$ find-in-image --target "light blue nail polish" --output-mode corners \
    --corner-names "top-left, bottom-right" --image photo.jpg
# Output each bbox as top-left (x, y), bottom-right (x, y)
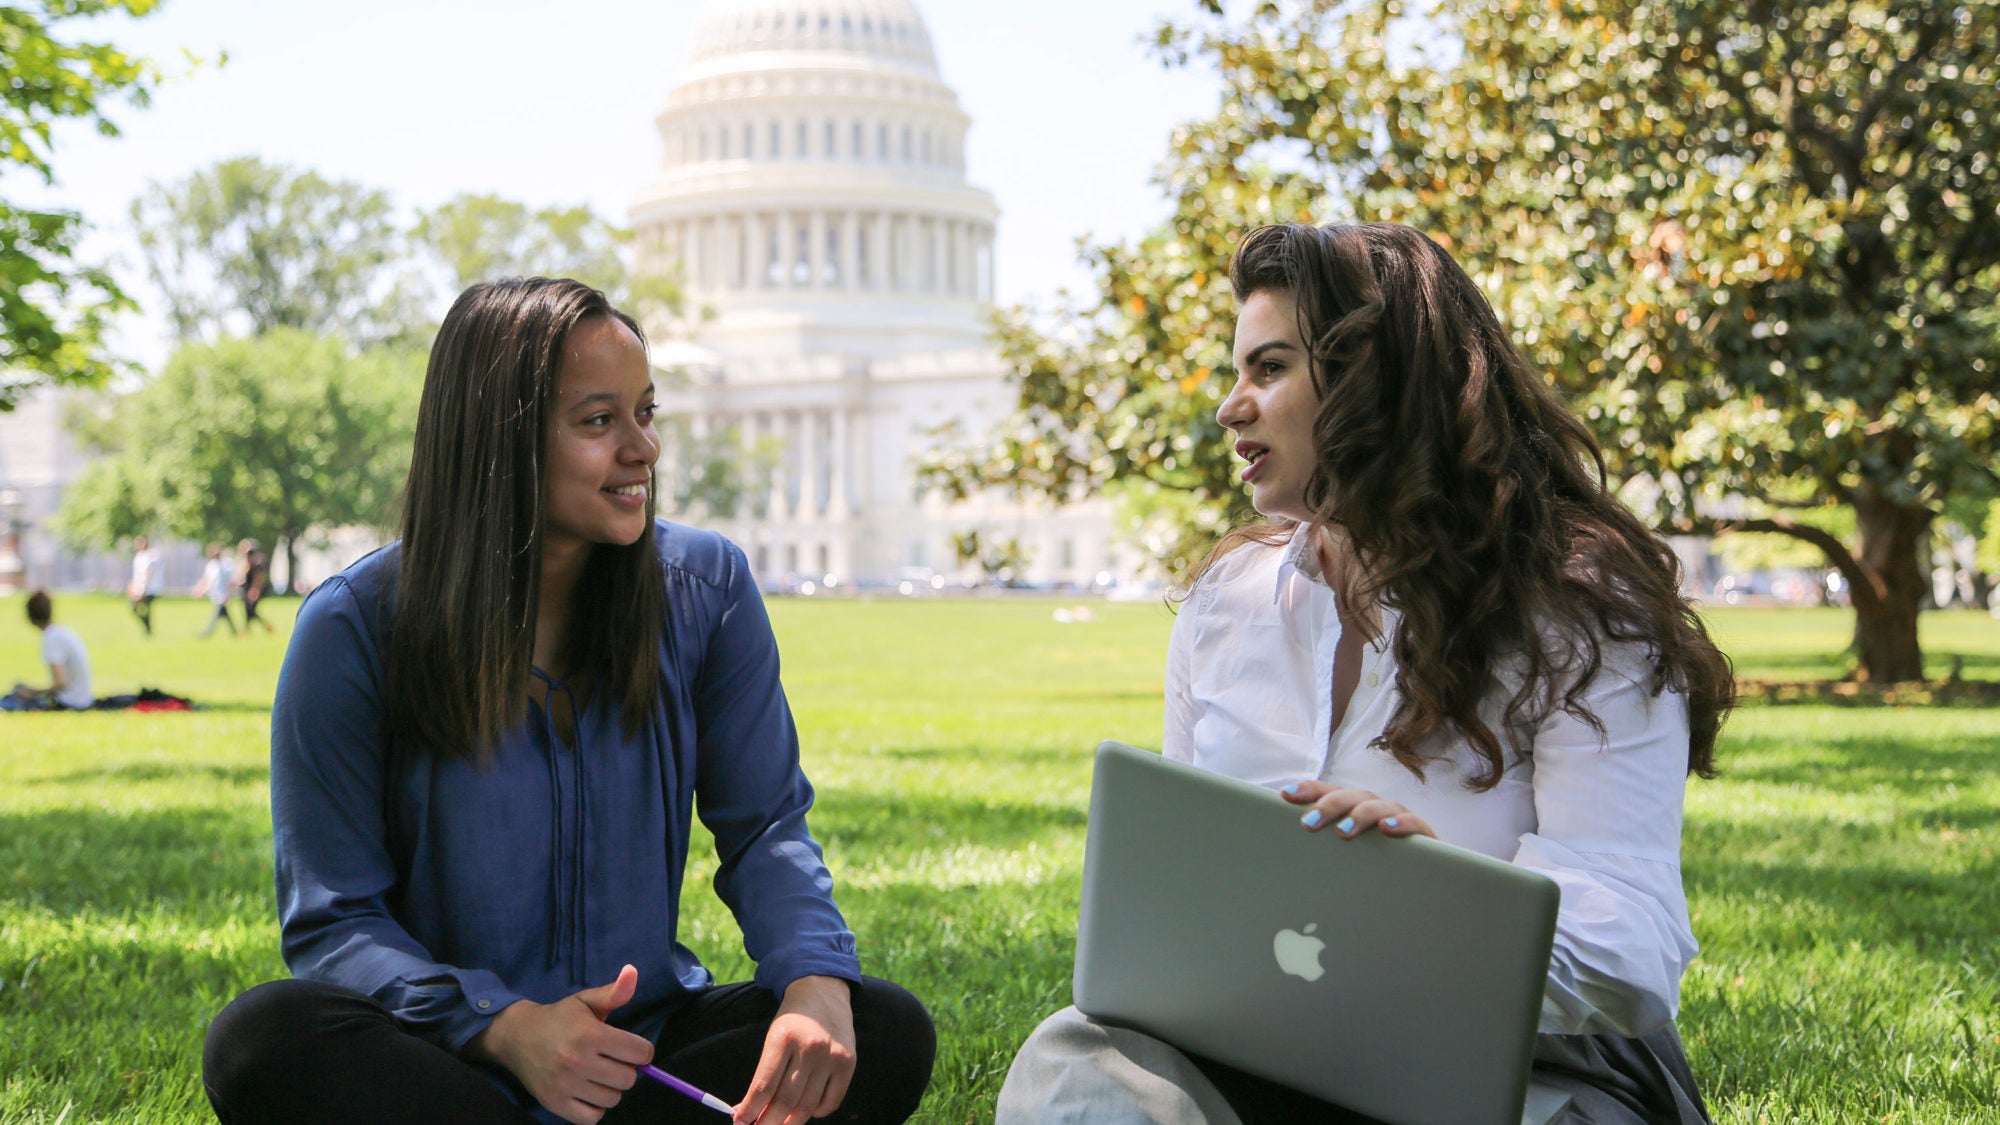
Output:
top-left (1301, 809), bottom-right (1323, 828)
top-left (1384, 817), bottom-right (1400, 829)
top-left (1282, 783), bottom-right (1300, 795)
top-left (1335, 816), bottom-right (1356, 834)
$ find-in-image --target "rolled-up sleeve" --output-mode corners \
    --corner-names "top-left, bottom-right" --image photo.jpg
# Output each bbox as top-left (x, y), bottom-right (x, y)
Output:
top-left (691, 543), bottom-right (861, 996)
top-left (271, 578), bottom-right (521, 1052)
top-left (1516, 648), bottom-right (1700, 1038)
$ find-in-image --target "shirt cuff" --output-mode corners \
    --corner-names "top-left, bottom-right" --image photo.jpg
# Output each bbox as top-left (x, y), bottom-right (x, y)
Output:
top-left (421, 968), bottom-right (526, 1055)
top-left (752, 935), bottom-right (863, 997)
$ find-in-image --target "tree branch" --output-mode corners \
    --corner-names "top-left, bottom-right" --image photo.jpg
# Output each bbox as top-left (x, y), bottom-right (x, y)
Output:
top-left (1712, 516), bottom-right (1884, 608)
top-left (1850, 10), bottom-right (1949, 153)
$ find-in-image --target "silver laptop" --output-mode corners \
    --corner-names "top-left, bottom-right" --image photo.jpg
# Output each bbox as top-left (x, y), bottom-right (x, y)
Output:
top-left (1074, 740), bottom-right (1570, 1125)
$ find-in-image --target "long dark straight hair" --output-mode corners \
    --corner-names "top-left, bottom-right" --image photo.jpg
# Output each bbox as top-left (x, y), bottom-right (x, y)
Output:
top-left (1218, 222), bottom-right (1732, 785)
top-left (383, 277), bottom-right (665, 763)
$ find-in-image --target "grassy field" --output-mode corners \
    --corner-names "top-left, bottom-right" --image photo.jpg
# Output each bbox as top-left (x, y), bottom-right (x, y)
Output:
top-left (3, 594), bottom-right (1999, 1122)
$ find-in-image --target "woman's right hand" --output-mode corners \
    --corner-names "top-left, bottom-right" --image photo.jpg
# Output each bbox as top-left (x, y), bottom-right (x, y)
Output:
top-left (467, 963), bottom-right (655, 1125)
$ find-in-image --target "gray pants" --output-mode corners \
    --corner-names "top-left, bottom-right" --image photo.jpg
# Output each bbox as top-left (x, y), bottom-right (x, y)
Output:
top-left (997, 1007), bottom-right (1711, 1124)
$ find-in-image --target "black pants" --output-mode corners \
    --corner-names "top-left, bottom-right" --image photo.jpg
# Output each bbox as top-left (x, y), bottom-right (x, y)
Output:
top-left (243, 594), bottom-right (271, 631)
top-left (130, 594), bottom-right (154, 635)
top-left (203, 977), bottom-right (935, 1125)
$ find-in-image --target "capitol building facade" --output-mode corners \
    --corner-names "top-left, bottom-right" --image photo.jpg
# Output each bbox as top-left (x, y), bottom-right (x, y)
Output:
top-left (631, 0), bottom-right (1120, 590)
top-left (0, 0), bottom-right (1127, 595)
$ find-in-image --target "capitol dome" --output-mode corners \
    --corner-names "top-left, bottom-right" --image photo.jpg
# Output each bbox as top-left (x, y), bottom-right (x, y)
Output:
top-left (631, 0), bottom-right (998, 362)
top-left (687, 0), bottom-right (941, 77)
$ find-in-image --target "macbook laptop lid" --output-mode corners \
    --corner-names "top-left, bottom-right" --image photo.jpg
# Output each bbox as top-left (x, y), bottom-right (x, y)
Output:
top-left (1073, 740), bottom-right (1566, 1125)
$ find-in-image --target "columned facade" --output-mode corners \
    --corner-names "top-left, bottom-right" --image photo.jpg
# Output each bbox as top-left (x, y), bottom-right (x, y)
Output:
top-left (633, 0), bottom-right (1119, 590)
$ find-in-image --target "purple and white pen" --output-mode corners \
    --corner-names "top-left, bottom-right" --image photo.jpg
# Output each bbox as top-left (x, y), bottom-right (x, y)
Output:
top-left (638, 1063), bottom-right (734, 1116)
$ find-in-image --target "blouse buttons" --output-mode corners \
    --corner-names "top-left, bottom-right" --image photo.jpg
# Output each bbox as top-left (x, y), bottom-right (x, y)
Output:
top-left (477, 999), bottom-right (492, 1010)
top-left (1365, 672), bottom-right (1381, 688)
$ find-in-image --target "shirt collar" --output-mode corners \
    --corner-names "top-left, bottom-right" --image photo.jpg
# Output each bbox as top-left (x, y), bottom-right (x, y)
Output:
top-left (1275, 523), bottom-right (1328, 602)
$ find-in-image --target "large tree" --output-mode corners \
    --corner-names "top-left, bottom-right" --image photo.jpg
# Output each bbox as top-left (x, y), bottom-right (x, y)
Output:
top-left (932, 0), bottom-right (2000, 683)
top-left (56, 330), bottom-right (420, 585)
top-left (0, 0), bottom-right (164, 410)
top-left (414, 192), bottom-right (685, 325)
top-left (415, 193), bottom-right (629, 294)
top-left (130, 156), bottom-right (420, 345)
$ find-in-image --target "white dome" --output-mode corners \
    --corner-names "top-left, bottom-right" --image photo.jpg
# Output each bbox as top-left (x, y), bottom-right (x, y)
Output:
top-left (689, 0), bottom-right (938, 75)
top-left (633, 0), bottom-right (997, 363)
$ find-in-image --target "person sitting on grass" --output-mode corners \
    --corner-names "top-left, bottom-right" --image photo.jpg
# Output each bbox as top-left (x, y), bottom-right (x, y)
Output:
top-left (7, 590), bottom-right (95, 712)
top-left (998, 222), bottom-right (1735, 1124)
top-left (201, 278), bottom-right (935, 1125)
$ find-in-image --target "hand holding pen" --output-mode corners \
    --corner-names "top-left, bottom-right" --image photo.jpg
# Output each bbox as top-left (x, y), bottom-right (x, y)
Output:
top-left (466, 964), bottom-right (734, 1123)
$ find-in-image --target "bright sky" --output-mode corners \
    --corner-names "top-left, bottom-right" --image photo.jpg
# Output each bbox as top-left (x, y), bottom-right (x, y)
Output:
top-left (13, 0), bottom-right (1222, 367)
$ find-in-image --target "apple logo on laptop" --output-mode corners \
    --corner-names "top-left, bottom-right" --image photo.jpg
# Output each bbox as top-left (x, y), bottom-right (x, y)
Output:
top-left (1273, 923), bottom-right (1326, 982)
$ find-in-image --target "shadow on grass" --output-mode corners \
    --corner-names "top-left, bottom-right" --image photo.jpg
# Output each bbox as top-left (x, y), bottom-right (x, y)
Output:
top-left (1685, 821), bottom-right (2000, 960)
top-left (1038, 688), bottom-right (1168, 704)
top-left (864, 744), bottom-right (1095, 767)
top-left (1718, 732), bottom-right (2000, 797)
top-left (811, 788), bottom-right (1087, 854)
top-left (189, 701), bottom-right (275, 715)
top-left (0, 804), bottom-right (271, 915)
top-left (23, 762), bottom-right (268, 788)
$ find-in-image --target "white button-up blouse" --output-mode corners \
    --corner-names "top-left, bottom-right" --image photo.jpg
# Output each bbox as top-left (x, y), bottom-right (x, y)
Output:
top-left (1162, 532), bottom-right (1700, 1038)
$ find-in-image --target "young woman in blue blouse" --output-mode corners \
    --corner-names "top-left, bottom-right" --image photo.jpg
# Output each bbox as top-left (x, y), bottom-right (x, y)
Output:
top-left (201, 279), bottom-right (933, 1125)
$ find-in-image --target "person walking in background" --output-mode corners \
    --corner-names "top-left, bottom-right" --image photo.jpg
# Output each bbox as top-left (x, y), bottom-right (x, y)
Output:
top-left (236, 539), bottom-right (274, 635)
top-left (7, 591), bottom-right (95, 711)
top-left (127, 535), bottom-right (162, 637)
top-left (194, 543), bottom-right (238, 638)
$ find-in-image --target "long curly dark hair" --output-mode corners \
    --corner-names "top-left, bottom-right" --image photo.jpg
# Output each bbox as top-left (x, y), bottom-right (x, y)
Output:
top-left (1223, 222), bottom-right (1731, 785)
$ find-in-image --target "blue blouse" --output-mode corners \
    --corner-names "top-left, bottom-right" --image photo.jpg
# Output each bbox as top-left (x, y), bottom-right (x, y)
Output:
top-left (270, 520), bottom-right (860, 1058)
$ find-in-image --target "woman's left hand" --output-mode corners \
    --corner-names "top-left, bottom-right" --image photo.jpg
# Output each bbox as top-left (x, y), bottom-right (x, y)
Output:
top-left (1280, 781), bottom-right (1437, 840)
top-left (734, 975), bottom-right (857, 1125)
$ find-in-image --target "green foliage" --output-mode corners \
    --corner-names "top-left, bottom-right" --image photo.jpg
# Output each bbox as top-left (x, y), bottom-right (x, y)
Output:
top-left (2, 597), bottom-right (2000, 1121)
top-left (53, 330), bottom-right (421, 568)
top-left (1981, 500), bottom-right (2000, 577)
top-left (415, 192), bottom-right (628, 294)
top-left (658, 420), bottom-right (781, 520)
top-left (951, 529), bottom-right (1030, 581)
top-left (0, 0), bottom-right (163, 410)
top-left (130, 156), bottom-right (419, 345)
top-left (936, 0), bottom-right (2000, 674)
top-left (413, 192), bottom-right (683, 326)
top-left (1150, 0), bottom-right (2000, 524)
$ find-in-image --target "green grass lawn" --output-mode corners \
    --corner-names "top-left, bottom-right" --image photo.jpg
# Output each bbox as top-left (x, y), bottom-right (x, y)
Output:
top-left (3, 594), bottom-right (1999, 1122)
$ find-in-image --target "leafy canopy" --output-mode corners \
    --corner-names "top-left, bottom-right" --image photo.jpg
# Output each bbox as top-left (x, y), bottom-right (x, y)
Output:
top-left (0, 0), bottom-right (164, 410)
top-left (130, 155), bottom-right (418, 346)
top-left (55, 330), bottom-right (420, 554)
top-left (929, 0), bottom-right (2000, 602)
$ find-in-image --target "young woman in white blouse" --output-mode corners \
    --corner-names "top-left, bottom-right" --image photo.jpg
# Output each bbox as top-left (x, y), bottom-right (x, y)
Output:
top-left (999, 222), bottom-right (1733, 1124)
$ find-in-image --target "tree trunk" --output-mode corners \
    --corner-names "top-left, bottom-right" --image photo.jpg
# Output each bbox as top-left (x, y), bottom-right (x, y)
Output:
top-left (1849, 490), bottom-right (1932, 683)
top-left (283, 535), bottom-right (300, 596)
